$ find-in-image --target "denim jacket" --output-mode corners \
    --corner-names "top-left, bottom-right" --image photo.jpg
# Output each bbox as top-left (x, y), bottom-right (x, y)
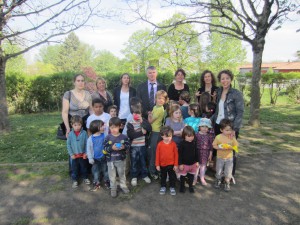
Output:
top-left (212, 87), bottom-right (244, 131)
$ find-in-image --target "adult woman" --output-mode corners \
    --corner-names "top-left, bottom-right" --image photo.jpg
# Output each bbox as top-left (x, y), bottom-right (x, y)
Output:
top-left (62, 74), bottom-right (92, 138)
top-left (195, 70), bottom-right (218, 103)
top-left (113, 73), bottom-right (136, 126)
top-left (92, 77), bottom-right (113, 113)
top-left (167, 68), bottom-right (189, 102)
top-left (211, 69), bottom-right (244, 180)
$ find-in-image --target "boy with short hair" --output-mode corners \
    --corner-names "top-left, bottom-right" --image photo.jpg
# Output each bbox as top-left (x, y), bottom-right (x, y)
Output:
top-left (87, 98), bottom-right (111, 135)
top-left (155, 126), bottom-right (178, 196)
top-left (127, 106), bottom-right (152, 186)
top-left (87, 120), bottom-right (109, 191)
top-left (108, 105), bottom-right (118, 118)
top-left (103, 117), bottom-right (131, 197)
top-left (67, 115), bottom-right (90, 188)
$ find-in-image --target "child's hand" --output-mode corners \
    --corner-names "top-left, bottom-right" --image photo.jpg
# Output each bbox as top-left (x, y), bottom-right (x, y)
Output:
top-left (89, 159), bottom-right (94, 165)
top-left (71, 155), bottom-right (76, 159)
top-left (156, 166), bottom-right (160, 171)
top-left (142, 128), bottom-right (147, 135)
top-left (120, 144), bottom-right (125, 150)
top-left (112, 144), bottom-right (119, 151)
top-left (173, 166), bottom-right (178, 172)
top-left (196, 162), bottom-right (199, 168)
top-left (179, 165), bottom-right (184, 171)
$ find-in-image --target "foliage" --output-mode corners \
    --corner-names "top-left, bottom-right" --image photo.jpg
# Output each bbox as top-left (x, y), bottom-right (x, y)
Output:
top-left (92, 50), bottom-right (121, 75)
top-left (3, 43), bottom-right (27, 74)
top-left (26, 61), bottom-right (56, 76)
top-left (286, 83), bottom-right (300, 104)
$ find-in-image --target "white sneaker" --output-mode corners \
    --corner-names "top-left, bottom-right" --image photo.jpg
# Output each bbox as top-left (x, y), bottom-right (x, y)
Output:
top-left (143, 176), bottom-right (151, 184)
top-left (131, 178), bottom-right (137, 186)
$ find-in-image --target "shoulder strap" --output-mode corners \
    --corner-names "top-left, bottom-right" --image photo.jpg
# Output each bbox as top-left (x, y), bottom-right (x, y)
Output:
top-left (69, 91), bottom-right (71, 102)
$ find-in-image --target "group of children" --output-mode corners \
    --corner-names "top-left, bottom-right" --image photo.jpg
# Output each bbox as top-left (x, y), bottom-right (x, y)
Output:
top-left (67, 90), bottom-right (238, 197)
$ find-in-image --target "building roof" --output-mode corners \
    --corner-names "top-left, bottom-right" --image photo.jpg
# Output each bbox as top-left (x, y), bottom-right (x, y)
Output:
top-left (239, 62), bottom-right (300, 70)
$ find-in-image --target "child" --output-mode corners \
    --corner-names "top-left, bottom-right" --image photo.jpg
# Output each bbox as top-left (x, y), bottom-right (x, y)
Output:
top-left (165, 104), bottom-right (185, 149)
top-left (155, 126), bottom-right (178, 196)
top-left (67, 115), bottom-right (90, 188)
top-left (178, 126), bottom-right (199, 193)
top-left (87, 120), bottom-right (110, 191)
top-left (122, 97), bottom-right (142, 135)
top-left (195, 118), bottom-right (214, 186)
top-left (184, 103), bottom-right (201, 132)
top-left (148, 90), bottom-right (169, 179)
top-left (213, 119), bottom-right (238, 192)
top-left (179, 91), bottom-right (190, 119)
top-left (103, 117), bottom-right (131, 197)
top-left (87, 98), bottom-right (111, 136)
top-left (127, 107), bottom-right (152, 186)
top-left (202, 102), bottom-right (216, 119)
top-left (108, 105), bottom-right (118, 118)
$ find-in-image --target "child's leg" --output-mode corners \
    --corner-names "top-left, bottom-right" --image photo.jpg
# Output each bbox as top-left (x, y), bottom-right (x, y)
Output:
top-left (92, 159), bottom-right (100, 184)
top-left (193, 166), bottom-right (200, 185)
top-left (78, 158), bottom-right (88, 179)
top-left (215, 158), bottom-right (225, 180)
top-left (167, 166), bottom-right (177, 188)
top-left (199, 164), bottom-right (207, 185)
top-left (125, 150), bottom-right (131, 176)
top-left (130, 146), bottom-right (139, 178)
top-left (187, 173), bottom-right (195, 192)
top-left (160, 166), bottom-right (168, 187)
top-left (99, 158), bottom-right (108, 182)
top-left (71, 158), bottom-right (79, 181)
top-left (180, 175), bottom-right (186, 193)
top-left (224, 158), bottom-right (233, 183)
top-left (107, 161), bottom-right (117, 191)
top-left (116, 160), bottom-right (128, 191)
top-left (139, 146), bottom-right (149, 178)
top-left (148, 132), bottom-right (159, 176)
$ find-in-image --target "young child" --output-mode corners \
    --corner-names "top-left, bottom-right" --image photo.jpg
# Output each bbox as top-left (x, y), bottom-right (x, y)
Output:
top-left (213, 119), bottom-right (238, 192)
top-left (87, 98), bottom-right (111, 136)
top-left (148, 90), bottom-right (169, 179)
top-left (178, 126), bottom-right (199, 193)
top-left (202, 102), bottom-right (216, 119)
top-left (103, 117), bottom-right (131, 197)
top-left (195, 118), bottom-right (214, 186)
top-left (165, 104), bottom-right (185, 149)
top-left (108, 105), bottom-right (118, 118)
top-left (127, 107), bottom-right (152, 186)
top-left (122, 97), bottom-right (142, 135)
top-left (184, 103), bottom-right (201, 132)
top-left (87, 120), bottom-right (109, 191)
top-left (155, 126), bottom-right (178, 196)
top-left (179, 91), bottom-right (190, 119)
top-left (67, 115), bottom-right (90, 188)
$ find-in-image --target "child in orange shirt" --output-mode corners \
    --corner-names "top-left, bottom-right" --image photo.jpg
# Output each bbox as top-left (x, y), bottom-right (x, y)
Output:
top-left (155, 126), bottom-right (178, 196)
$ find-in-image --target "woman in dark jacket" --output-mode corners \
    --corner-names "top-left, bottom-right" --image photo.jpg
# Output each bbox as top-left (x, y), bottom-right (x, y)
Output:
top-left (167, 68), bottom-right (189, 102)
top-left (195, 70), bottom-right (218, 103)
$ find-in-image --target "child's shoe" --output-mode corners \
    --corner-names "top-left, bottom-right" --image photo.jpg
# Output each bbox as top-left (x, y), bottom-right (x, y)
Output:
top-left (104, 180), bottom-right (110, 189)
top-left (111, 189), bottom-right (117, 198)
top-left (90, 183), bottom-right (100, 192)
top-left (131, 178), bottom-right (137, 187)
top-left (143, 176), bottom-right (151, 184)
top-left (83, 179), bottom-right (90, 185)
top-left (122, 187), bottom-right (130, 194)
top-left (159, 187), bottom-right (166, 195)
top-left (200, 178), bottom-right (207, 186)
top-left (224, 182), bottom-right (231, 192)
top-left (151, 174), bottom-right (159, 180)
top-left (189, 187), bottom-right (195, 193)
top-left (214, 179), bottom-right (221, 189)
top-left (170, 187), bottom-right (176, 196)
top-left (72, 181), bottom-right (78, 188)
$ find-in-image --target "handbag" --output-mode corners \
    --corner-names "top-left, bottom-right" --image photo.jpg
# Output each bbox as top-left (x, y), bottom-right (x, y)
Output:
top-left (56, 91), bottom-right (71, 140)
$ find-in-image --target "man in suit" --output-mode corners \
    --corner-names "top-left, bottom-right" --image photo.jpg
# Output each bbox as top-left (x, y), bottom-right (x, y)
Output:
top-left (136, 66), bottom-right (167, 119)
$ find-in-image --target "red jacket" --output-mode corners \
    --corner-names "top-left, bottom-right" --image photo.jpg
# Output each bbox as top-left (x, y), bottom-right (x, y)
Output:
top-left (155, 141), bottom-right (178, 167)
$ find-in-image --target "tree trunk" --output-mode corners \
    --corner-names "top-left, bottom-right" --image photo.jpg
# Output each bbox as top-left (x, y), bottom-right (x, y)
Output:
top-left (249, 43), bottom-right (264, 127)
top-left (0, 56), bottom-right (9, 132)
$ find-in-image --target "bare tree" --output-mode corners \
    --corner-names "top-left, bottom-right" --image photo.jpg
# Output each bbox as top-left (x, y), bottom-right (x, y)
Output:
top-left (127, 0), bottom-right (299, 126)
top-left (0, 0), bottom-right (106, 132)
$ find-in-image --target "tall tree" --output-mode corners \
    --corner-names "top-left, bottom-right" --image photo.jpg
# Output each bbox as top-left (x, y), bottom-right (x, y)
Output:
top-left (128, 0), bottom-right (298, 126)
top-left (92, 50), bottom-right (120, 74)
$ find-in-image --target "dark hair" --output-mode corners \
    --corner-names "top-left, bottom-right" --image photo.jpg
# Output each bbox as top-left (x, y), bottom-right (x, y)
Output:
top-left (205, 102), bottom-right (216, 118)
top-left (200, 70), bottom-right (216, 87)
top-left (109, 117), bottom-right (122, 127)
top-left (199, 92), bottom-right (211, 115)
top-left (71, 115), bottom-right (83, 125)
top-left (219, 118), bottom-right (233, 130)
top-left (120, 73), bottom-right (131, 86)
top-left (89, 120), bottom-right (104, 134)
top-left (73, 74), bottom-right (85, 82)
top-left (182, 126), bottom-right (195, 139)
top-left (217, 69), bottom-right (234, 82)
top-left (108, 105), bottom-right (118, 113)
top-left (175, 68), bottom-right (186, 77)
top-left (129, 97), bottom-right (142, 113)
top-left (160, 126), bottom-right (174, 137)
top-left (189, 103), bottom-right (200, 117)
top-left (92, 98), bottom-right (105, 107)
top-left (147, 66), bottom-right (156, 71)
top-left (179, 91), bottom-right (191, 103)
top-left (132, 105), bottom-right (142, 114)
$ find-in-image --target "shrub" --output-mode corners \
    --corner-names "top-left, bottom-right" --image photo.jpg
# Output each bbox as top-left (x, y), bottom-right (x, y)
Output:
top-left (287, 83), bottom-right (300, 104)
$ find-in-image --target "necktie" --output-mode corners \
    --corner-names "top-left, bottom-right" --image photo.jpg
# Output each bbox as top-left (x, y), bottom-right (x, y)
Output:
top-left (149, 83), bottom-right (155, 110)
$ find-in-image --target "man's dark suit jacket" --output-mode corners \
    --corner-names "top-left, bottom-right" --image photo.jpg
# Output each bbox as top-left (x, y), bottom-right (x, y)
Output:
top-left (113, 86), bottom-right (137, 113)
top-left (136, 81), bottom-right (166, 119)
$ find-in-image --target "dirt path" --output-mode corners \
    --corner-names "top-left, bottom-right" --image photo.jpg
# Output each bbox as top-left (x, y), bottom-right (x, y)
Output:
top-left (0, 152), bottom-right (299, 225)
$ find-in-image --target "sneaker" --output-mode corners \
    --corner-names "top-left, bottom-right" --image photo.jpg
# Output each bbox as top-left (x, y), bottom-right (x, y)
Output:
top-left (231, 176), bottom-right (236, 184)
top-left (159, 187), bottom-right (166, 195)
top-left (224, 182), bottom-right (231, 192)
top-left (122, 187), bottom-right (130, 194)
top-left (143, 176), bottom-right (151, 184)
top-left (151, 174), bottom-right (159, 180)
top-left (214, 179), bottom-right (221, 189)
top-left (90, 183), bottom-right (100, 192)
top-left (104, 180), bottom-right (110, 189)
top-left (131, 178), bottom-right (137, 187)
top-left (72, 181), bottom-right (78, 188)
top-left (201, 178), bottom-right (207, 186)
top-left (111, 190), bottom-right (117, 198)
top-left (83, 179), bottom-right (90, 185)
top-left (170, 187), bottom-right (176, 196)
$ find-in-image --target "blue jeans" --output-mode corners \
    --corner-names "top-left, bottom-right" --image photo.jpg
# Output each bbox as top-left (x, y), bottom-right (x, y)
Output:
top-left (130, 146), bottom-right (148, 178)
top-left (71, 158), bottom-right (88, 181)
top-left (148, 132), bottom-right (160, 175)
top-left (92, 158), bottom-right (108, 184)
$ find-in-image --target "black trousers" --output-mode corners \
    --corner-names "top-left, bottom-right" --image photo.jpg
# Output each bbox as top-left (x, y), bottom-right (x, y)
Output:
top-left (160, 165), bottom-right (177, 188)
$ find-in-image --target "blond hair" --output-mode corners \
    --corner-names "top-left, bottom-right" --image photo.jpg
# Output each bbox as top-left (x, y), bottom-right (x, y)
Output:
top-left (155, 90), bottom-right (169, 103)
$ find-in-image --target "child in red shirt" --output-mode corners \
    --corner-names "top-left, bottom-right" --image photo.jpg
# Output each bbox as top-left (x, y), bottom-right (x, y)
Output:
top-left (155, 126), bottom-right (178, 196)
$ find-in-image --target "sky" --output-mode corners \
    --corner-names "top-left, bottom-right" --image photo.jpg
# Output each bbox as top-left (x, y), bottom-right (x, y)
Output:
top-left (26, 0), bottom-right (300, 64)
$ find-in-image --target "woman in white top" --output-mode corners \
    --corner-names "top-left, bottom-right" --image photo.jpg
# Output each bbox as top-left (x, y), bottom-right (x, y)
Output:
top-left (113, 73), bottom-right (137, 129)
